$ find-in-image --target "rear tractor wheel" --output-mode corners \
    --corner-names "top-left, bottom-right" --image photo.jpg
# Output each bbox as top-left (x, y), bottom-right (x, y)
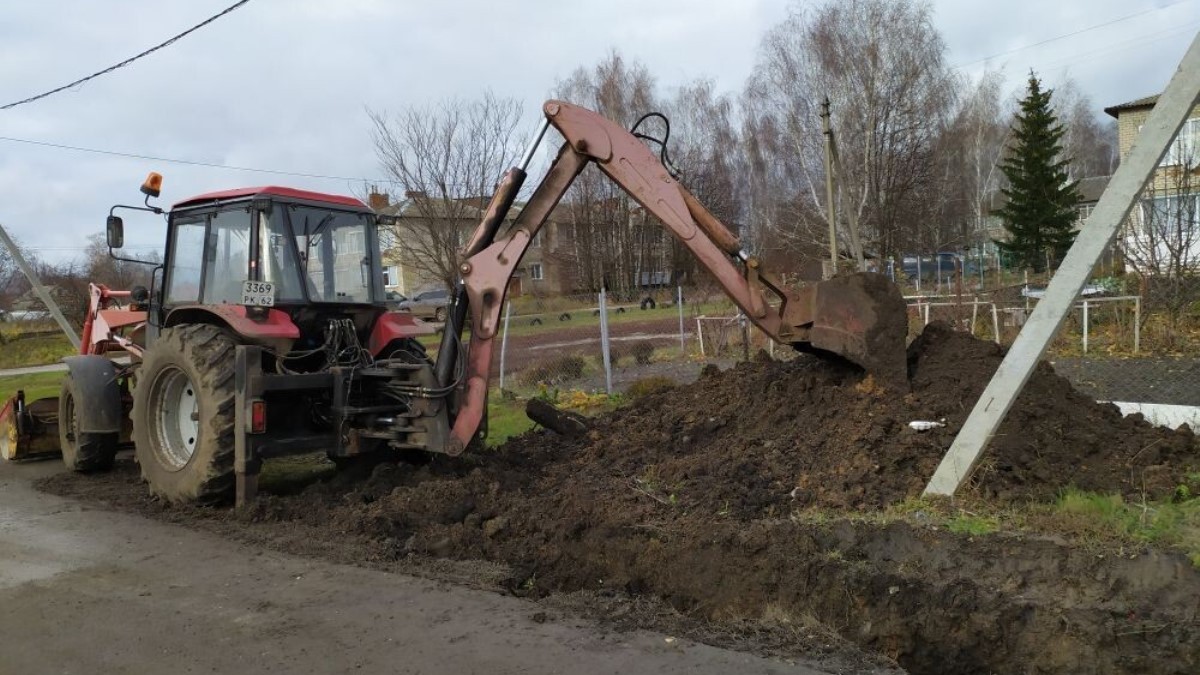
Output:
top-left (132, 324), bottom-right (238, 504)
top-left (59, 374), bottom-right (118, 472)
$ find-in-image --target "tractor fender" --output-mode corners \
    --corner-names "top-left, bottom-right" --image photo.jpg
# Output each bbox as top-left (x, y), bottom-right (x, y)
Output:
top-left (62, 355), bottom-right (122, 434)
top-left (368, 312), bottom-right (437, 356)
top-left (165, 305), bottom-right (300, 341)
top-left (163, 305), bottom-right (299, 355)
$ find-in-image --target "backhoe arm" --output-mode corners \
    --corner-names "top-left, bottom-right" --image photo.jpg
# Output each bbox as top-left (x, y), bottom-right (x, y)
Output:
top-left (439, 100), bottom-right (906, 454)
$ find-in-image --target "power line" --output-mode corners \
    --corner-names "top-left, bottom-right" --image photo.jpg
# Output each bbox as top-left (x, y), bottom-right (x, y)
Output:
top-left (1035, 19), bottom-right (1200, 73)
top-left (1, 0), bottom-right (253, 110)
top-left (0, 135), bottom-right (514, 191)
top-left (0, 134), bottom-right (394, 184)
top-left (952, 0), bottom-right (1193, 69)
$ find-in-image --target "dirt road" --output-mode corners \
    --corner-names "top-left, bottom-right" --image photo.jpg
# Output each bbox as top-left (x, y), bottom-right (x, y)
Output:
top-left (0, 460), bottom-right (829, 675)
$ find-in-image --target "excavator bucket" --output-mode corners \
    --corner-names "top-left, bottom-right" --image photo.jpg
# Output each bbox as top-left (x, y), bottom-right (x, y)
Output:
top-left (798, 272), bottom-right (909, 391)
top-left (0, 392), bottom-right (60, 461)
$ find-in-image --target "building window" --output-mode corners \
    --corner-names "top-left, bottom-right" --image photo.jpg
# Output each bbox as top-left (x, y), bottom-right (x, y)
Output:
top-left (530, 231), bottom-right (542, 248)
top-left (1161, 117), bottom-right (1199, 167)
top-left (1139, 194), bottom-right (1199, 235)
top-left (1077, 203), bottom-right (1094, 225)
top-left (529, 263), bottom-right (544, 281)
top-left (382, 265), bottom-right (400, 288)
top-left (378, 229), bottom-right (397, 251)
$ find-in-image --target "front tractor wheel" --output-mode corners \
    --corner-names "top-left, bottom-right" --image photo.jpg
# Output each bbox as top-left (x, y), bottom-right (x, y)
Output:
top-left (59, 374), bottom-right (118, 472)
top-left (132, 325), bottom-right (238, 504)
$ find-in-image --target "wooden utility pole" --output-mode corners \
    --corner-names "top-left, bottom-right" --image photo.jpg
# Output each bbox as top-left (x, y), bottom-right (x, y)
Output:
top-left (821, 97), bottom-right (837, 279)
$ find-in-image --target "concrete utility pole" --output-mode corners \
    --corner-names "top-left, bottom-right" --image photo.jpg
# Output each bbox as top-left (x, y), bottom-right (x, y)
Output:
top-left (924, 33), bottom-right (1200, 497)
top-left (821, 97), bottom-right (838, 279)
top-left (0, 222), bottom-right (81, 349)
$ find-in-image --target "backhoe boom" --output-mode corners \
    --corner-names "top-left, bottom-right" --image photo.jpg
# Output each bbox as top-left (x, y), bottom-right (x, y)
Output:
top-left (439, 100), bottom-right (907, 454)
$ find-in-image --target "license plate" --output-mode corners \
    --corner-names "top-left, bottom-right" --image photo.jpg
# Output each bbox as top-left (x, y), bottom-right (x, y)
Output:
top-left (241, 280), bottom-right (276, 307)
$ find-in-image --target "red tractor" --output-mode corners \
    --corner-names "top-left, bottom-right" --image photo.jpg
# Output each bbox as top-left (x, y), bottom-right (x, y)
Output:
top-left (0, 101), bottom-right (908, 506)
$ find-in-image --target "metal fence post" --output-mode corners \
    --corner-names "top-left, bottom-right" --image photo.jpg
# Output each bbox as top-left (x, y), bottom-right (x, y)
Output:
top-left (1134, 296), bottom-right (1141, 353)
top-left (991, 303), bottom-right (1000, 344)
top-left (498, 300), bottom-right (512, 391)
top-left (599, 288), bottom-right (613, 395)
top-left (739, 312), bottom-right (750, 361)
top-left (696, 317), bottom-right (705, 357)
top-left (677, 285), bottom-right (685, 354)
top-left (1082, 300), bottom-right (1089, 354)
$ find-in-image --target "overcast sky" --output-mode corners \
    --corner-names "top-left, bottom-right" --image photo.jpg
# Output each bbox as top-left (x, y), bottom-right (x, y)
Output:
top-left (1, 0), bottom-right (1196, 264)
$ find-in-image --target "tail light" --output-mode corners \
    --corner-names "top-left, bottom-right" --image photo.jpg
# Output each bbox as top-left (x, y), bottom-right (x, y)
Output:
top-left (250, 399), bottom-right (267, 434)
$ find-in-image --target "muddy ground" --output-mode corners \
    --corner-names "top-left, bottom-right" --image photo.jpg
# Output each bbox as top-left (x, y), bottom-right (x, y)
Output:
top-left (39, 323), bottom-right (1200, 674)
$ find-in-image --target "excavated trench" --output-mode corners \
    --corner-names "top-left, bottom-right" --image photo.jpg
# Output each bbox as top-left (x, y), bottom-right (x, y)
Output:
top-left (39, 323), bottom-right (1200, 674)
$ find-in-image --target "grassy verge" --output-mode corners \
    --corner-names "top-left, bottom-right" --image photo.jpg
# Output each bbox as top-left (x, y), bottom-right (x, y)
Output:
top-left (0, 370), bottom-right (66, 402)
top-left (793, 483), bottom-right (1200, 566)
top-left (0, 334), bottom-right (75, 370)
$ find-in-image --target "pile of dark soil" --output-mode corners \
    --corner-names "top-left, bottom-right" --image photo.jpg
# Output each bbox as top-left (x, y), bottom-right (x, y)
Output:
top-left (38, 322), bottom-right (1200, 674)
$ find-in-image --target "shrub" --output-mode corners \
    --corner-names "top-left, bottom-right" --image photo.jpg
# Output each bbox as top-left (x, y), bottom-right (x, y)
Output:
top-left (518, 354), bottom-right (587, 386)
top-left (626, 375), bottom-right (676, 399)
top-left (629, 340), bottom-right (655, 365)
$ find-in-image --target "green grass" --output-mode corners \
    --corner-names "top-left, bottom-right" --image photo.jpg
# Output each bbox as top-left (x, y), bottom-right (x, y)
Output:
top-left (946, 513), bottom-right (1000, 537)
top-left (485, 393), bottom-right (537, 446)
top-left (795, 486), bottom-right (1200, 567)
top-left (0, 334), bottom-right (75, 370)
top-left (0, 370), bottom-right (66, 402)
top-left (1041, 488), bottom-right (1200, 564)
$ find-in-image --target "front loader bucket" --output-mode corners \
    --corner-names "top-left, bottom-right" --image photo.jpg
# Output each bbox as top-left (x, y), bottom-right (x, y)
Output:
top-left (800, 272), bottom-right (909, 391)
top-left (0, 392), bottom-right (60, 461)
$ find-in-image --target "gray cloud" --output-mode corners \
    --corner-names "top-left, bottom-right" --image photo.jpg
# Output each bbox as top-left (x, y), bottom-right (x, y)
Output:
top-left (0, 0), bottom-right (1193, 263)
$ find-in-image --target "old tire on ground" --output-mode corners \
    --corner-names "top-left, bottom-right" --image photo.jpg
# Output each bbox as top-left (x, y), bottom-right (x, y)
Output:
top-left (59, 374), bottom-right (118, 472)
top-left (132, 324), bottom-right (237, 504)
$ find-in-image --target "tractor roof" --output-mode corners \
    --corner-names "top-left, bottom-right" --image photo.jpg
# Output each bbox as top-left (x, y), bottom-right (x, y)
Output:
top-left (172, 186), bottom-right (368, 210)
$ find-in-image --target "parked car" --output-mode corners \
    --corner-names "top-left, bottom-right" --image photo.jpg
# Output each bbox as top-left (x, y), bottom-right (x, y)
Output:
top-left (900, 253), bottom-right (961, 282)
top-left (383, 290), bottom-right (408, 311)
top-left (396, 287), bottom-right (452, 322)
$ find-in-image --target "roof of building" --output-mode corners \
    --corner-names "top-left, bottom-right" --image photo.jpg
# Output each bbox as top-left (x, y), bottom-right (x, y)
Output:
top-left (1104, 94), bottom-right (1159, 119)
top-left (173, 186), bottom-right (367, 210)
top-left (1077, 175), bottom-right (1111, 203)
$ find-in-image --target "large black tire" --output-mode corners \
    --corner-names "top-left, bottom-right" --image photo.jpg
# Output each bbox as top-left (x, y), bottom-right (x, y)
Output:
top-left (132, 324), bottom-right (237, 504)
top-left (59, 373), bottom-right (118, 472)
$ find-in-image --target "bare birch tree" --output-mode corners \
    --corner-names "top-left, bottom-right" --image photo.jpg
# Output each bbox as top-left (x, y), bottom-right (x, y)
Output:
top-left (552, 52), bottom-right (662, 296)
top-left (369, 93), bottom-right (525, 290)
top-left (1053, 77), bottom-right (1120, 180)
top-left (1123, 134), bottom-right (1200, 347)
top-left (747, 0), bottom-right (958, 261)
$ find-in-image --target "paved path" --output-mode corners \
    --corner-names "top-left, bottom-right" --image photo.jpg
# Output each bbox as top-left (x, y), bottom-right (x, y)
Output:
top-left (0, 459), bottom-right (828, 675)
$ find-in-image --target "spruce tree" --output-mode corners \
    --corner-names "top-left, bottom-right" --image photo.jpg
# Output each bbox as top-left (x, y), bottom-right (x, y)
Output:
top-left (995, 73), bottom-right (1081, 272)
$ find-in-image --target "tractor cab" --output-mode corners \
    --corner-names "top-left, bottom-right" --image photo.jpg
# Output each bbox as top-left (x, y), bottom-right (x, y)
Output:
top-left (108, 179), bottom-right (403, 351)
top-left (163, 186), bottom-right (384, 310)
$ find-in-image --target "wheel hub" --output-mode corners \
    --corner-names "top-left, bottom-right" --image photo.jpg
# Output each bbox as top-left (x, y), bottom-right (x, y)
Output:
top-left (152, 366), bottom-right (200, 471)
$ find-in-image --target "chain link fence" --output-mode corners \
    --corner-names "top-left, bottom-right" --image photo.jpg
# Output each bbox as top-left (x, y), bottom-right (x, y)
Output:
top-left (899, 265), bottom-right (1200, 429)
top-left (494, 265), bottom-right (1200, 427)
top-left (496, 286), bottom-right (717, 397)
